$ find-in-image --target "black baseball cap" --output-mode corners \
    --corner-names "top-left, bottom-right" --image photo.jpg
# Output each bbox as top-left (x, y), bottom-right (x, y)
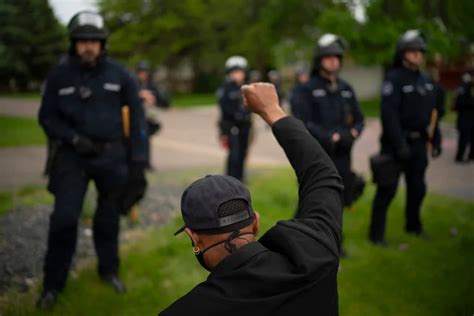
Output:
top-left (174, 175), bottom-right (255, 235)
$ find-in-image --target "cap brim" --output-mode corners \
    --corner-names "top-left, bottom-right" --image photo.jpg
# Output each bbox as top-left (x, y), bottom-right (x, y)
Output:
top-left (174, 226), bottom-right (186, 236)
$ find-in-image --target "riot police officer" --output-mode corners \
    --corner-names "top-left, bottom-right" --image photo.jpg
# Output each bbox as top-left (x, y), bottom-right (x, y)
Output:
top-left (369, 30), bottom-right (442, 246)
top-left (135, 60), bottom-right (170, 169)
top-left (297, 34), bottom-right (365, 209)
top-left (37, 11), bottom-right (148, 308)
top-left (217, 56), bottom-right (252, 181)
top-left (454, 66), bottom-right (474, 162)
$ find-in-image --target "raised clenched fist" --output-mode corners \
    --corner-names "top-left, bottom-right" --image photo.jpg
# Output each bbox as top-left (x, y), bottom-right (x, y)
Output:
top-left (241, 83), bottom-right (286, 125)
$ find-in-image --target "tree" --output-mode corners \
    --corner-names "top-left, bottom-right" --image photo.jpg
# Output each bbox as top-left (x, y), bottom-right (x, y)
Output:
top-left (0, 0), bottom-right (66, 91)
top-left (351, 0), bottom-right (474, 67)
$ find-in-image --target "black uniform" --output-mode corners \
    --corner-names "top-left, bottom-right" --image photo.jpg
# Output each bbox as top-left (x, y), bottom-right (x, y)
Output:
top-left (38, 55), bottom-right (147, 291)
top-left (217, 80), bottom-right (252, 181)
top-left (454, 81), bottom-right (474, 161)
top-left (298, 73), bottom-right (364, 207)
top-left (160, 116), bottom-right (343, 316)
top-left (369, 67), bottom-right (441, 242)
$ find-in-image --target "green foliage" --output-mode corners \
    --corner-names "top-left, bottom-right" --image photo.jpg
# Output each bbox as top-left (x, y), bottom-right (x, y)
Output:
top-left (1, 168), bottom-right (472, 315)
top-left (0, 116), bottom-right (47, 147)
top-left (0, 0), bottom-right (67, 91)
top-left (353, 0), bottom-right (474, 66)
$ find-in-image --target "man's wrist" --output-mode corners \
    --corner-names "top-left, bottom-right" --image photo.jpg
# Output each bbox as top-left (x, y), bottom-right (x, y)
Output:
top-left (263, 108), bottom-right (287, 126)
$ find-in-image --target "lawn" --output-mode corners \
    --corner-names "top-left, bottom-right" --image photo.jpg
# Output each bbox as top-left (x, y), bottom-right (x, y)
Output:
top-left (170, 93), bottom-right (216, 108)
top-left (0, 185), bottom-right (52, 216)
top-left (0, 168), bottom-right (472, 315)
top-left (0, 116), bottom-right (46, 147)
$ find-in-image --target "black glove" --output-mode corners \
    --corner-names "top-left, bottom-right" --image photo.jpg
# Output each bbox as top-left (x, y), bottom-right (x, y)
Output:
top-left (432, 143), bottom-right (442, 158)
top-left (120, 162), bottom-right (148, 215)
top-left (396, 143), bottom-right (411, 161)
top-left (72, 135), bottom-right (97, 156)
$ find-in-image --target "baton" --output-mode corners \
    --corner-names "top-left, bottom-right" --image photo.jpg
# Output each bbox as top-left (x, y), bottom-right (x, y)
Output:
top-left (427, 109), bottom-right (438, 154)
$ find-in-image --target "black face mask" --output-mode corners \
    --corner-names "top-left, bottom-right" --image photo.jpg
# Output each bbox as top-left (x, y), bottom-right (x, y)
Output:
top-left (192, 230), bottom-right (254, 272)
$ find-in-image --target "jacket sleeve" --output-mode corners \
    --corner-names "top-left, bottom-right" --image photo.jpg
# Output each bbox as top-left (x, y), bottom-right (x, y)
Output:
top-left (38, 71), bottom-right (77, 143)
top-left (349, 87), bottom-right (365, 134)
top-left (381, 75), bottom-right (405, 148)
top-left (271, 116), bottom-right (343, 248)
top-left (124, 73), bottom-right (148, 162)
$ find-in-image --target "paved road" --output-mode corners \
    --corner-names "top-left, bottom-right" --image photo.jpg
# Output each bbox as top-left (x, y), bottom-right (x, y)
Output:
top-left (0, 98), bottom-right (473, 200)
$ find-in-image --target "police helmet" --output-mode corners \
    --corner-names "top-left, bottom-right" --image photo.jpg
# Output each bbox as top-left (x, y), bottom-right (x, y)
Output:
top-left (68, 11), bottom-right (108, 41)
top-left (393, 29), bottom-right (427, 67)
top-left (225, 56), bottom-right (248, 73)
top-left (396, 29), bottom-right (427, 54)
top-left (136, 60), bottom-right (151, 72)
top-left (315, 34), bottom-right (346, 59)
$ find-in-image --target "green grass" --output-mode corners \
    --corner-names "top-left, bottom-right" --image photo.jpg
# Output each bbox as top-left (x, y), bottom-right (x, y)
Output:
top-left (359, 97), bottom-right (380, 118)
top-left (0, 168), bottom-right (472, 315)
top-left (0, 116), bottom-right (46, 147)
top-left (0, 185), bottom-right (53, 216)
top-left (171, 93), bottom-right (215, 108)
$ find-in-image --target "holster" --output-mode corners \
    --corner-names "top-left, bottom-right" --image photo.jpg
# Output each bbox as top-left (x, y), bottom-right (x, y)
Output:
top-left (43, 139), bottom-right (62, 176)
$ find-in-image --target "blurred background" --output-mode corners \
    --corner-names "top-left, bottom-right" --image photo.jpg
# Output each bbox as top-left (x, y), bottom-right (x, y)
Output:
top-left (1, 0), bottom-right (474, 95)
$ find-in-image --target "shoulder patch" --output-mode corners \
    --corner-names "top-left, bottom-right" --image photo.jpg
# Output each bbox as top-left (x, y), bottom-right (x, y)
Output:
top-left (402, 85), bottom-right (414, 93)
top-left (381, 82), bottom-right (393, 96)
top-left (312, 89), bottom-right (326, 97)
top-left (104, 83), bottom-right (121, 92)
top-left (58, 86), bottom-right (75, 96)
top-left (341, 90), bottom-right (353, 98)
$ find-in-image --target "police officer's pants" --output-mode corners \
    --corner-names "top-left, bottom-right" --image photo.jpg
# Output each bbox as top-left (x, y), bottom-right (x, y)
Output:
top-left (227, 124), bottom-right (251, 181)
top-left (369, 141), bottom-right (428, 242)
top-left (332, 153), bottom-right (353, 207)
top-left (43, 145), bottom-right (127, 291)
top-left (456, 126), bottom-right (474, 161)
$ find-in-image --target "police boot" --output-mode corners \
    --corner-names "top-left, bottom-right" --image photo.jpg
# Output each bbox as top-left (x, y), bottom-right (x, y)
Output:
top-left (101, 274), bottom-right (127, 293)
top-left (36, 289), bottom-right (58, 309)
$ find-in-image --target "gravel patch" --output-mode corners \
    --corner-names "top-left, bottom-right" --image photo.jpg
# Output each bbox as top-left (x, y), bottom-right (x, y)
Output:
top-left (0, 181), bottom-right (185, 294)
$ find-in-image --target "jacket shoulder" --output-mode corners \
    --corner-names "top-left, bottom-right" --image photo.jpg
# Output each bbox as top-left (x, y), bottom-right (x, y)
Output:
top-left (337, 78), bottom-right (354, 91)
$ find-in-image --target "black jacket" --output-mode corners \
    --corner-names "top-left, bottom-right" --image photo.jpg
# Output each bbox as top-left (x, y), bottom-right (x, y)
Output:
top-left (39, 56), bottom-right (148, 162)
top-left (217, 80), bottom-right (252, 135)
top-left (297, 74), bottom-right (364, 155)
top-left (454, 82), bottom-right (474, 130)
top-left (380, 67), bottom-right (440, 151)
top-left (160, 116), bottom-right (343, 316)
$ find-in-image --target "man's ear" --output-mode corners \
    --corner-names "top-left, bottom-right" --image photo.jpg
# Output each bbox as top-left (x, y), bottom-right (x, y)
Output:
top-left (252, 211), bottom-right (261, 236)
top-left (184, 228), bottom-right (200, 246)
